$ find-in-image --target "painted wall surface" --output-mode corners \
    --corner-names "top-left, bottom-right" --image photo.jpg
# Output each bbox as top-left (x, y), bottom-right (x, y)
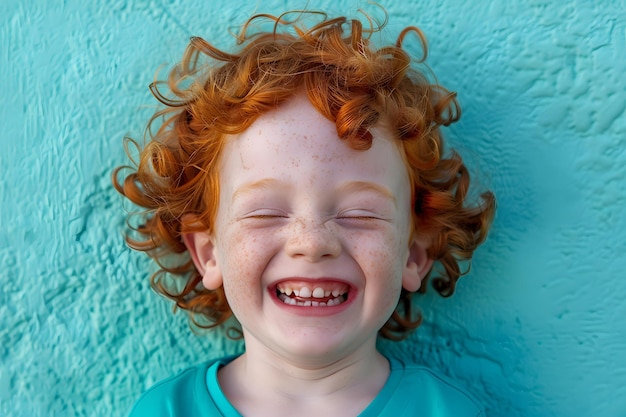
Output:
top-left (1, 0), bottom-right (625, 416)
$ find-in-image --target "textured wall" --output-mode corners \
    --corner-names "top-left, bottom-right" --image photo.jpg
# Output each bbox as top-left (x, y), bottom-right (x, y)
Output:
top-left (1, 0), bottom-right (625, 416)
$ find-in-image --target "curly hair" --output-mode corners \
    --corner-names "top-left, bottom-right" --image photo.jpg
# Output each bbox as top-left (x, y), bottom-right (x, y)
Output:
top-left (113, 10), bottom-right (495, 340)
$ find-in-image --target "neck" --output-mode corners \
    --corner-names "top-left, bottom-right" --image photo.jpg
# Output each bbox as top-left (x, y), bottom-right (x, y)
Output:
top-left (218, 337), bottom-right (389, 417)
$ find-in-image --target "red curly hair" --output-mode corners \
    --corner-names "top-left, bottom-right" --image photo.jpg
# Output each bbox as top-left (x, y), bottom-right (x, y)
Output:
top-left (113, 10), bottom-right (495, 340)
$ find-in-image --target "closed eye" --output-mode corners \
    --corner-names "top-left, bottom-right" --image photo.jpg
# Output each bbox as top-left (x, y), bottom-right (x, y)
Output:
top-left (242, 209), bottom-right (289, 219)
top-left (338, 214), bottom-right (380, 220)
top-left (336, 210), bottom-right (387, 221)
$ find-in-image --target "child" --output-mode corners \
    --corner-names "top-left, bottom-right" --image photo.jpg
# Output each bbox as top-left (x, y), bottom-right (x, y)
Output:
top-left (115, 8), bottom-right (495, 417)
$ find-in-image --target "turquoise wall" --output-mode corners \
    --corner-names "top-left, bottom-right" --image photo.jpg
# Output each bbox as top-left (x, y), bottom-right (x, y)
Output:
top-left (1, 0), bottom-right (625, 415)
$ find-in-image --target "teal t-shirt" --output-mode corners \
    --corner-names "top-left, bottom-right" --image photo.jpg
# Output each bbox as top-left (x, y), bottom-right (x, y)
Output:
top-left (128, 355), bottom-right (483, 416)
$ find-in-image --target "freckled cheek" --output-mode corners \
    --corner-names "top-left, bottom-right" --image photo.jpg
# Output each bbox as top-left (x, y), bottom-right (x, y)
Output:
top-left (355, 243), bottom-right (404, 326)
top-left (356, 235), bottom-right (405, 293)
top-left (219, 232), bottom-right (267, 309)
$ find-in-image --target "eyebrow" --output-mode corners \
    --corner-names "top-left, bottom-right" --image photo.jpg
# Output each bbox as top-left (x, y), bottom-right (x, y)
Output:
top-left (231, 178), bottom-right (290, 202)
top-left (337, 181), bottom-right (397, 206)
top-left (231, 179), bottom-right (397, 206)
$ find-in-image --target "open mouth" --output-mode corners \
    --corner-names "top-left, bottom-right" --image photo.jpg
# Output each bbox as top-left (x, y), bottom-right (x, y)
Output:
top-left (275, 283), bottom-right (349, 307)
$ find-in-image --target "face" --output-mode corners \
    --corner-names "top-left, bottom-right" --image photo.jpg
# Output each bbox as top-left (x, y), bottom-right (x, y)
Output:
top-left (186, 93), bottom-right (428, 364)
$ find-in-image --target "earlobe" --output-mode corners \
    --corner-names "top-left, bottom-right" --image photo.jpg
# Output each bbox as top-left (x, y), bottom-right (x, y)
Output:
top-left (181, 231), bottom-right (223, 290)
top-left (402, 238), bottom-right (434, 292)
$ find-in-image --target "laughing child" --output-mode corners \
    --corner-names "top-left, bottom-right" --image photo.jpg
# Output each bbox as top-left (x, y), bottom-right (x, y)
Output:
top-left (115, 8), bottom-right (495, 417)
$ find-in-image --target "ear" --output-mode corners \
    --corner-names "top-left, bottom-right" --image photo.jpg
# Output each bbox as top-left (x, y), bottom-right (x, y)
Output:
top-left (402, 238), bottom-right (434, 292)
top-left (181, 231), bottom-right (223, 290)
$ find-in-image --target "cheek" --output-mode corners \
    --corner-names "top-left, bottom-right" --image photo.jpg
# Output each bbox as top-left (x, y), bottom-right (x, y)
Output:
top-left (218, 231), bottom-right (264, 309)
top-left (356, 238), bottom-right (405, 328)
top-left (357, 231), bottom-right (407, 294)
top-left (217, 226), bottom-right (284, 315)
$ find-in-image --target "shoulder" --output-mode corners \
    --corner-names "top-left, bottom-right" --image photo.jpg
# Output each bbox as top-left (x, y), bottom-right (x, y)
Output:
top-left (127, 359), bottom-right (222, 417)
top-left (375, 356), bottom-right (484, 417)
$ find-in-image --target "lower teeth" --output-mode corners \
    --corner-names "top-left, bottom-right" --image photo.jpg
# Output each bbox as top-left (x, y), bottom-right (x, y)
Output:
top-left (278, 293), bottom-right (345, 307)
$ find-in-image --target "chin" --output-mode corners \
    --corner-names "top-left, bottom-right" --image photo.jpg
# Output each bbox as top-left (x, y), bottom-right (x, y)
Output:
top-left (268, 329), bottom-right (374, 364)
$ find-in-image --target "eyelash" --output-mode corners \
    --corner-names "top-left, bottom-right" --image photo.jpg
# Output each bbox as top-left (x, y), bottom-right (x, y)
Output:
top-left (242, 210), bottom-right (385, 222)
top-left (336, 211), bottom-right (383, 221)
top-left (248, 214), bottom-right (287, 219)
top-left (244, 210), bottom-right (288, 219)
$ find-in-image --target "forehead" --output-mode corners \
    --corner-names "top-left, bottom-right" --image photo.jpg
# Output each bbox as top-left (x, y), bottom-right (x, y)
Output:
top-left (219, 93), bottom-right (410, 192)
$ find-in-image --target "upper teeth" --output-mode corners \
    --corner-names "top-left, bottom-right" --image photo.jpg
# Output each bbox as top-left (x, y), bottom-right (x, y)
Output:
top-left (277, 285), bottom-right (346, 299)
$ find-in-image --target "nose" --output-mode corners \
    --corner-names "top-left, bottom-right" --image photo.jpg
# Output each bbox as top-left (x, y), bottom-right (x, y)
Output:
top-left (285, 218), bottom-right (341, 261)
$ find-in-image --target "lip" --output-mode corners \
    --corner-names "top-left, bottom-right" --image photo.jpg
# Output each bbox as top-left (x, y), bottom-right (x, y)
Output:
top-left (269, 278), bottom-right (356, 317)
